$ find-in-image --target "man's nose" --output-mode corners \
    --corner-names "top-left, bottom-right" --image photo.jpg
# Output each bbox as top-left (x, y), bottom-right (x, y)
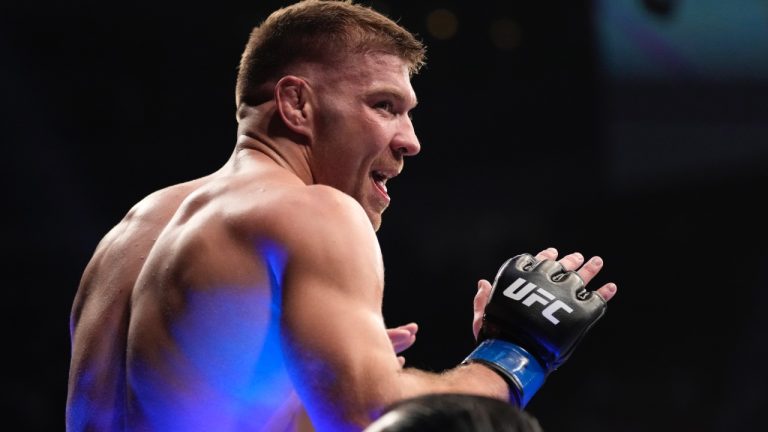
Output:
top-left (392, 116), bottom-right (421, 157)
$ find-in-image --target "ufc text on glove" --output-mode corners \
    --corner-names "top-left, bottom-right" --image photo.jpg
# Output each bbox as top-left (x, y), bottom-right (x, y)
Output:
top-left (463, 253), bottom-right (607, 407)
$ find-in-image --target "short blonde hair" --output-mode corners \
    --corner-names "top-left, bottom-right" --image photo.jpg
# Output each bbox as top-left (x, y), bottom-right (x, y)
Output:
top-left (236, 0), bottom-right (426, 106)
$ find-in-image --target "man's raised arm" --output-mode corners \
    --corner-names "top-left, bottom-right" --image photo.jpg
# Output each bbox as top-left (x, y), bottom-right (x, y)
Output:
top-left (270, 186), bottom-right (616, 430)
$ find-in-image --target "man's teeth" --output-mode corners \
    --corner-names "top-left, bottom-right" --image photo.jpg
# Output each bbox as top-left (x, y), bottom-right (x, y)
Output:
top-left (373, 172), bottom-right (388, 192)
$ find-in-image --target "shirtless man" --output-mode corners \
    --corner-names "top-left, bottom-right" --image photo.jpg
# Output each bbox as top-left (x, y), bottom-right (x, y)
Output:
top-left (66, 1), bottom-right (618, 431)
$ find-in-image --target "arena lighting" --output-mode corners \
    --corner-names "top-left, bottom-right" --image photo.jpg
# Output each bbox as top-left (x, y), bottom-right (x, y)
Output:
top-left (128, 242), bottom-right (290, 430)
top-left (426, 8), bottom-right (458, 40)
top-left (596, 0), bottom-right (768, 80)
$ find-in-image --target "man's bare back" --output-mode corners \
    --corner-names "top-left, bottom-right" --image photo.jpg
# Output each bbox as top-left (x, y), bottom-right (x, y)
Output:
top-left (68, 154), bottom-right (325, 430)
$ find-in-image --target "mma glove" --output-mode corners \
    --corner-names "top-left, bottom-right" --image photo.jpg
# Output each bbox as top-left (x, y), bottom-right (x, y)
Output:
top-left (463, 253), bottom-right (607, 407)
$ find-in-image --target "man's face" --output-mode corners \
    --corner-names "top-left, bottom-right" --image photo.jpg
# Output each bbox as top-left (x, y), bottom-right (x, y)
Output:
top-left (308, 52), bottom-right (421, 230)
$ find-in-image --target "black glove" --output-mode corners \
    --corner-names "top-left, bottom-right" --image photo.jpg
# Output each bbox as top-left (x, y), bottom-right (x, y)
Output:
top-left (463, 253), bottom-right (607, 406)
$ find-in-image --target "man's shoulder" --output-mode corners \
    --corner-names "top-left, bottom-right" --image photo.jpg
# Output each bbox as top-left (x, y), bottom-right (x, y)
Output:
top-left (236, 183), bottom-right (375, 247)
top-left (214, 182), bottom-right (382, 287)
top-left (92, 181), bottom-right (199, 250)
top-left (277, 183), bottom-right (366, 221)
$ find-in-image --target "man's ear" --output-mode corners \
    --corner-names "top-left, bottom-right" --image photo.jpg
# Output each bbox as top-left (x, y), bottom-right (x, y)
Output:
top-left (275, 76), bottom-right (313, 141)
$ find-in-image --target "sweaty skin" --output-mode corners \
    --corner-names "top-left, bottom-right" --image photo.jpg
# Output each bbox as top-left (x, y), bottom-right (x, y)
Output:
top-left (66, 52), bottom-right (616, 432)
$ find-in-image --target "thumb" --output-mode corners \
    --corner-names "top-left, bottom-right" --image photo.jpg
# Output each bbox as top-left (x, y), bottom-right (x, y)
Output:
top-left (473, 279), bottom-right (493, 340)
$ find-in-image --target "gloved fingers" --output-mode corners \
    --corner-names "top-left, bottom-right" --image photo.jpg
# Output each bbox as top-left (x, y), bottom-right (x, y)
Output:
top-left (534, 247), bottom-right (558, 261)
top-left (534, 258), bottom-right (567, 277)
top-left (575, 255), bottom-right (604, 286)
top-left (530, 250), bottom-right (583, 276)
top-left (574, 256), bottom-right (617, 302)
top-left (594, 282), bottom-right (618, 302)
top-left (473, 279), bottom-right (493, 340)
top-left (510, 254), bottom-right (536, 272)
top-left (539, 252), bottom-right (589, 290)
top-left (558, 252), bottom-right (585, 271)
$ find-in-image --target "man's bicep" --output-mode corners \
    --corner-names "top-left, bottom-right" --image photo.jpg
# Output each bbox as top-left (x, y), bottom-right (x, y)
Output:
top-left (268, 190), bottom-right (402, 428)
top-left (279, 255), bottom-right (401, 428)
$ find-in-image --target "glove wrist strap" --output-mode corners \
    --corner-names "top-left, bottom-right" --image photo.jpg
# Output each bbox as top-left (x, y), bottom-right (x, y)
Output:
top-left (463, 339), bottom-right (547, 407)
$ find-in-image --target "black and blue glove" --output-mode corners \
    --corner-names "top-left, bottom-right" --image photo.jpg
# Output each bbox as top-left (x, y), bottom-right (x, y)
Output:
top-left (463, 253), bottom-right (607, 407)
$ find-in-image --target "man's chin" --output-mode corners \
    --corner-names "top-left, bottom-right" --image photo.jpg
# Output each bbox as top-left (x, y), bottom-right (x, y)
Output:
top-left (371, 215), bottom-right (382, 232)
top-left (367, 210), bottom-right (383, 232)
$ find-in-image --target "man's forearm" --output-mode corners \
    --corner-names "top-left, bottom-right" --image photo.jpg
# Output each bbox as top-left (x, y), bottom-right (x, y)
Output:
top-left (396, 362), bottom-right (510, 404)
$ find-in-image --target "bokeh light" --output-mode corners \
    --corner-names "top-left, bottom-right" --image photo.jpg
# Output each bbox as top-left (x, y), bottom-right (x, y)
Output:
top-left (426, 8), bottom-right (458, 40)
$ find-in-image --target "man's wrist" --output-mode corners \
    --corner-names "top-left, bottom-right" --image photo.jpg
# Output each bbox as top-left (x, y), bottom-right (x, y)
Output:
top-left (462, 339), bottom-right (547, 407)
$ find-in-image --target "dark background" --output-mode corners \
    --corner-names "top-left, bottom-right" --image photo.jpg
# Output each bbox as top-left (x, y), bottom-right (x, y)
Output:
top-left (4, 0), bottom-right (767, 430)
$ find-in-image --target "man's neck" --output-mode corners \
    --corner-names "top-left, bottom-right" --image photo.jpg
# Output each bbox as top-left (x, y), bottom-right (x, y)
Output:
top-left (233, 102), bottom-right (314, 185)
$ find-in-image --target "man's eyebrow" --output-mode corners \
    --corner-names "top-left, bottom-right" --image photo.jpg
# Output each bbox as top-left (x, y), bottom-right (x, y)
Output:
top-left (370, 88), bottom-right (418, 108)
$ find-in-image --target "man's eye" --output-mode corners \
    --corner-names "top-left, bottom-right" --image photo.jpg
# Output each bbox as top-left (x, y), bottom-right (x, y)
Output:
top-left (374, 101), bottom-right (395, 113)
